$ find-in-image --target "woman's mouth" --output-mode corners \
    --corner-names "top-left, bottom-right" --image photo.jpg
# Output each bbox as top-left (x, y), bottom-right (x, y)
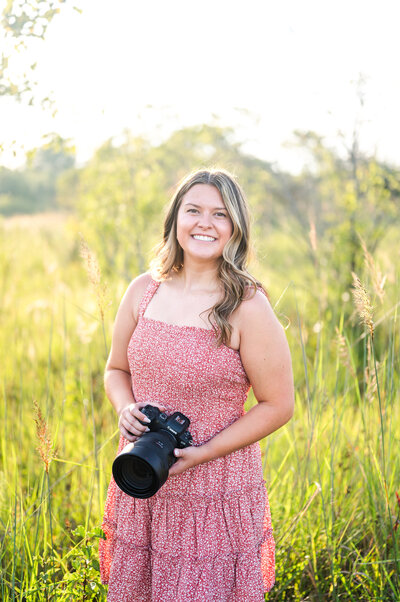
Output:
top-left (191, 235), bottom-right (216, 242)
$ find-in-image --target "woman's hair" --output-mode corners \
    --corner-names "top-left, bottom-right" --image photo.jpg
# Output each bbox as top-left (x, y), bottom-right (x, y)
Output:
top-left (150, 167), bottom-right (267, 346)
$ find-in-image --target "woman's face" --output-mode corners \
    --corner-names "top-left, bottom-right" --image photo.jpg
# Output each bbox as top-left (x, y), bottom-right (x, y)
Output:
top-left (176, 184), bottom-right (233, 264)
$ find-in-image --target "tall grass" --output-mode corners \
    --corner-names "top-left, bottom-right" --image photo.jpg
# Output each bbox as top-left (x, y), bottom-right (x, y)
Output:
top-left (0, 214), bottom-right (399, 600)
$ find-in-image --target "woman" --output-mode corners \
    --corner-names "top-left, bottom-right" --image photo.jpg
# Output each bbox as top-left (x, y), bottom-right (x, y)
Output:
top-left (100, 168), bottom-right (294, 601)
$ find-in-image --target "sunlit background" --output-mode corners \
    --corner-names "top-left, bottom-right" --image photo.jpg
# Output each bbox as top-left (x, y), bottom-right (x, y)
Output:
top-left (1, 0), bottom-right (400, 171)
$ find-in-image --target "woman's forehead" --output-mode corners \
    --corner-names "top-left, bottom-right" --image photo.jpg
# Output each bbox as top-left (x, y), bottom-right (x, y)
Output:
top-left (182, 183), bottom-right (225, 207)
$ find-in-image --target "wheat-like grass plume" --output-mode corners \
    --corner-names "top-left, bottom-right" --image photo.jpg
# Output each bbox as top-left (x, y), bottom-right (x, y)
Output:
top-left (33, 400), bottom-right (57, 474)
top-left (79, 234), bottom-right (110, 322)
top-left (351, 271), bottom-right (374, 339)
top-left (359, 236), bottom-right (386, 304)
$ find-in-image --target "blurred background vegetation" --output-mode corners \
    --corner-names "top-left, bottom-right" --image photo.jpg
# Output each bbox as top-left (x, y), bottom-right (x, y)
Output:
top-left (1, 119), bottom-right (399, 300)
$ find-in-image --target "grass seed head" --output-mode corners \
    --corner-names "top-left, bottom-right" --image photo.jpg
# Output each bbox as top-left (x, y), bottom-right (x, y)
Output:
top-left (351, 271), bottom-right (374, 339)
top-left (79, 234), bottom-right (110, 322)
top-left (33, 400), bottom-right (57, 474)
top-left (359, 236), bottom-right (386, 304)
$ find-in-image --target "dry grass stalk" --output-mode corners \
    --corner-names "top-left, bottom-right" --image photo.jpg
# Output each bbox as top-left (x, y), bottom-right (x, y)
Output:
top-left (359, 236), bottom-right (386, 304)
top-left (308, 218), bottom-right (317, 253)
top-left (364, 338), bottom-right (378, 404)
top-left (33, 400), bottom-right (57, 474)
top-left (351, 271), bottom-right (374, 339)
top-left (79, 235), bottom-right (110, 322)
top-left (277, 482), bottom-right (322, 545)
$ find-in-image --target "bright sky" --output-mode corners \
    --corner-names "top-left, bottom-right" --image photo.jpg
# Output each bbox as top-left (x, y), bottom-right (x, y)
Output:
top-left (1, 0), bottom-right (399, 172)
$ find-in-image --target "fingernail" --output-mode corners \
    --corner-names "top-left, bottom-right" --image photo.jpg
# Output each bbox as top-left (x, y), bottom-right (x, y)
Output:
top-left (144, 417), bottom-right (151, 423)
top-left (145, 427), bottom-right (150, 432)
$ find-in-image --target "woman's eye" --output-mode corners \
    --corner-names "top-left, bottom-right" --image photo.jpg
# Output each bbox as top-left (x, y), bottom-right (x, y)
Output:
top-left (186, 208), bottom-right (226, 217)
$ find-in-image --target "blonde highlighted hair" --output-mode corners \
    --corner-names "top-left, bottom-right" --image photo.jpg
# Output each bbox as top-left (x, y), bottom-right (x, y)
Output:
top-left (150, 168), bottom-right (267, 346)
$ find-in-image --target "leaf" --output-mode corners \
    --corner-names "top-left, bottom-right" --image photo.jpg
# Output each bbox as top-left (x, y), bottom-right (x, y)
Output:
top-left (91, 526), bottom-right (106, 539)
top-left (72, 524), bottom-right (86, 538)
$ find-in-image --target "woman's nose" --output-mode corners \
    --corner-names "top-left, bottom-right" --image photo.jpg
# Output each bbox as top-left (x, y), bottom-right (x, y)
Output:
top-left (197, 212), bottom-right (212, 229)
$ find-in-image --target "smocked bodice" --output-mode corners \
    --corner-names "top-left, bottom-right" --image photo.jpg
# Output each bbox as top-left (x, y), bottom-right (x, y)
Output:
top-left (127, 279), bottom-right (250, 445)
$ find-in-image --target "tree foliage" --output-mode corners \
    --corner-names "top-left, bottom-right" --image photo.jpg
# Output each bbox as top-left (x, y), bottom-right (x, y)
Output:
top-left (0, 132), bottom-right (75, 214)
top-left (0, 0), bottom-right (79, 104)
top-left (286, 131), bottom-right (400, 288)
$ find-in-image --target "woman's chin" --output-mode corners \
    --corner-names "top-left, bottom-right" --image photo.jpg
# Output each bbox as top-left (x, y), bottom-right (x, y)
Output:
top-left (183, 250), bottom-right (221, 264)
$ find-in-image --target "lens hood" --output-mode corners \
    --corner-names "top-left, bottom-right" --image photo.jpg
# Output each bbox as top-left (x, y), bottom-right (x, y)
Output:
top-left (112, 431), bottom-right (176, 498)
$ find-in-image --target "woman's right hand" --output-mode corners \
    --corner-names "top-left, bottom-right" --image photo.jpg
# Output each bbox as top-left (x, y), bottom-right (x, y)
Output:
top-left (118, 402), bottom-right (167, 442)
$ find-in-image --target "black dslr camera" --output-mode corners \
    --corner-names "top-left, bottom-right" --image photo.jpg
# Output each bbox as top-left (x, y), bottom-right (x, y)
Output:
top-left (112, 405), bottom-right (193, 498)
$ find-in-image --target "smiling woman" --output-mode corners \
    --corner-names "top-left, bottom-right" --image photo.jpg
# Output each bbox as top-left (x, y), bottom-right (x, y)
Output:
top-left (99, 168), bottom-right (294, 601)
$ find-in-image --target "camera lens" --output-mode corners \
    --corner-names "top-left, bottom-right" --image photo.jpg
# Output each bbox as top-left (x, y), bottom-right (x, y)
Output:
top-left (112, 431), bottom-right (176, 498)
top-left (113, 452), bottom-right (159, 498)
top-left (123, 457), bottom-right (153, 492)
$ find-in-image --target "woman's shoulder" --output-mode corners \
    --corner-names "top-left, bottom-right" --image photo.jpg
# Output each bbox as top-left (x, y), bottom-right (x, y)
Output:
top-left (240, 280), bottom-right (269, 305)
top-left (237, 284), bottom-right (281, 333)
top-left (124, 272), bottom-right (154, 321)
top-left (125, 272), bottom-right (153, 295)
top-left (241, 285), bottom-right (272, 313)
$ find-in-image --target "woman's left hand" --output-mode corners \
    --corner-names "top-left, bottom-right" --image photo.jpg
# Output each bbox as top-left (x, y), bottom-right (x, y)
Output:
top-left (168, 445), bottom-right (209, 477)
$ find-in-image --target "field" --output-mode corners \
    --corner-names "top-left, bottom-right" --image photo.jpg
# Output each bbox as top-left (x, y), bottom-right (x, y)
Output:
top-left (0, 212), bottom-right (399, 601)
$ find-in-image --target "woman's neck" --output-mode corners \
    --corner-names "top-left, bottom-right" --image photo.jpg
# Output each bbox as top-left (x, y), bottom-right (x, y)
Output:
top-left (172, 263), bottom-right (221, 293)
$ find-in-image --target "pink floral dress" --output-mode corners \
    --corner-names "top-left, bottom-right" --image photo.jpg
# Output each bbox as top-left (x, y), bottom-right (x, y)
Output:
top-left (100, 279), bottom-right (275, 601)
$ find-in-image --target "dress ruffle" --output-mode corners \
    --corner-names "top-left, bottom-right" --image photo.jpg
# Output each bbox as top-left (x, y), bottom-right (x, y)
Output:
top-left (100, 477), bottom-right (275, 601)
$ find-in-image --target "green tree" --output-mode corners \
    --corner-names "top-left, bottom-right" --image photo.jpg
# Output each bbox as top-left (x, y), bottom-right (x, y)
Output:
top-left (0, 0), bottom-right (82, 165)
top-left (1, 0), bottom-right (80, 105)
top-left (0, 133), bottom-right (75, 214)
top-left (281, 130), bottom-right (400, 291)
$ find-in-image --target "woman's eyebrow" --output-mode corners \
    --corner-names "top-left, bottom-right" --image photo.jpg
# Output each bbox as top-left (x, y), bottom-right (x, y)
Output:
top-left (184, 202), bottom-right (227, 211)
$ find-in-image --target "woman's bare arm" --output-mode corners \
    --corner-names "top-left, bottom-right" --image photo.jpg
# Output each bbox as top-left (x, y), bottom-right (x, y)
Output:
top-left (104, 273), bottom-right (165, 440)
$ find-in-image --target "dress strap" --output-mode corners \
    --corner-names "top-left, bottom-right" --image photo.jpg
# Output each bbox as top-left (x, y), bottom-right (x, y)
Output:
top-left (138, 278), bottom-right (160, 318)
top-left (245, 283), bottom-right (269, 301)
top-left (256, 284), bottom-right (268, 299)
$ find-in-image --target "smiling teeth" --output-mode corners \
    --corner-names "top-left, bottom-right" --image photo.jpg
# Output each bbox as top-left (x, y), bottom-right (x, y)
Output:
top-left (193, 235), bottom-right (216, 241)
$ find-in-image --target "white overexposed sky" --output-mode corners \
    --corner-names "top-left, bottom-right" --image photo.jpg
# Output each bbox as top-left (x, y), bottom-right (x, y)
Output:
top-left (1, 0), bottom-right (399, 172)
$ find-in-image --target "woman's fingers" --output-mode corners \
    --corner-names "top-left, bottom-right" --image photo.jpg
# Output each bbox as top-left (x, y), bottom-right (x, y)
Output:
top-left (127, 412), bottom-right (149, 432)
top-left (118, 402), bottom-right (167, 440)
top-left (129, 405), bottom-right (152, 424)
top-left (122, 423), bottom-right (144, 437)
top-left (119, 409), bottom-right (147, 439)
top-left (120, 415), bottom-right (149, 436)
top-left (119, 424), bottom-right (138, 442)
top-left (134, 402), bottom-right (167, 422)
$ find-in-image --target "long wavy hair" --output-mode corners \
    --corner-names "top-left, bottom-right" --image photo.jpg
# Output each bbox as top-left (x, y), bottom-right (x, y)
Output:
top-left (150, 168), bottom-right (267, 346)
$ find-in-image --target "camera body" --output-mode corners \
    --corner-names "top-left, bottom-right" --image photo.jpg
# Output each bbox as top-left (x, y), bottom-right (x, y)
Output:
top-left (112, 405), bottom-right (193, 499)
top-left (140, 405), bottom-right (193, 449)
